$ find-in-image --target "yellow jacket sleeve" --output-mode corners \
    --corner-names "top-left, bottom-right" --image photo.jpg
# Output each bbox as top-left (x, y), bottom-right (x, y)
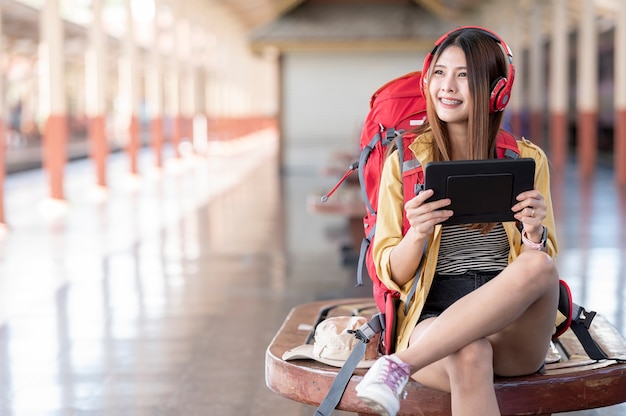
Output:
top-left (372, 150), bottom-right (415, 296)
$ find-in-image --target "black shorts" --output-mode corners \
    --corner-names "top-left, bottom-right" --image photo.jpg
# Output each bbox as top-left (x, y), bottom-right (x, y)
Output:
top-left (418, 270), bottom-right (501, 324)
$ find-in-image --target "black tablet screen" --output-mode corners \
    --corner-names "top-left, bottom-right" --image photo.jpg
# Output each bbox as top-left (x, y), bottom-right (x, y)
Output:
top-left (447, 173), bottom-right (513, 219)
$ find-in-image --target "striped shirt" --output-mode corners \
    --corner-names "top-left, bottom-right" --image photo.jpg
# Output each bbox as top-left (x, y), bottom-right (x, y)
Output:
top-left (435, 223), bottom-right (509, 275)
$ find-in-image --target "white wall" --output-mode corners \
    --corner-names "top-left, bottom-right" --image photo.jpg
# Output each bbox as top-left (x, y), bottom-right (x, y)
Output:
top-left (281, 50), bottom-right (425, 172)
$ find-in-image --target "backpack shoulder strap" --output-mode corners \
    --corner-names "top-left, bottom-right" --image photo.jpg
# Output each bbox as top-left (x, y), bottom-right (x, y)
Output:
top-left (399, 135), bottom-right (424, 225)
top-left (496, 130), bottom-right (520, 159)
top-left (396, 134), bottom-right (428, 316)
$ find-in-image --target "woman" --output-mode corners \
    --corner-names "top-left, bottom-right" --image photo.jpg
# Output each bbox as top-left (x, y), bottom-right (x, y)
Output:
top-left (355, 26), bottom-right (560, 416)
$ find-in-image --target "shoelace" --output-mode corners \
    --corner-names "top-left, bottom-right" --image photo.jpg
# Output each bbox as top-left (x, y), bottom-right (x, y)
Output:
top-left (380, 357), bottom-right (411, 394)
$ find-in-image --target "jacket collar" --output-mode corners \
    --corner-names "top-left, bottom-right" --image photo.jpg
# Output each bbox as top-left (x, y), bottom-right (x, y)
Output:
top-left (407, 130), bottom-right (436, 165)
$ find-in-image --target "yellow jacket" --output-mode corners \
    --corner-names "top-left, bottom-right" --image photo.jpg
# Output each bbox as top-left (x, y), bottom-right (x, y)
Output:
top-left (373, 131), bottom-right (559, 352)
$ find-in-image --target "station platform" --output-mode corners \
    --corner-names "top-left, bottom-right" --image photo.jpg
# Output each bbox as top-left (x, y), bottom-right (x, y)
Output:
top-left (0, 129), bottom-right (624, 415)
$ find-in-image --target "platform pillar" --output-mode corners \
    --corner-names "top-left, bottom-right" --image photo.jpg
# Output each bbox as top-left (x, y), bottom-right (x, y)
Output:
top-left (549, 0), bottom-right (569, 168)
top-left (86, 0), bottom-right (109, 188)
top-left (39, 0), bottom-right (67, 201)
top-left (528, 2), bottom-right (546, 146)
top-left (120, 0), bottom-right (141, 175)
top-left (576, 0), bottom-right (598, 178)
top-left (505, 1), bottom-right (524, 138)
top-left (147, 1), bottom-right (164, 169)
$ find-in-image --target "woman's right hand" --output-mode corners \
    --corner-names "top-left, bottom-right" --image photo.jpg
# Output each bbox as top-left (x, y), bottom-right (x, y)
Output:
top-left (404, 189), bottom-right (453, 240)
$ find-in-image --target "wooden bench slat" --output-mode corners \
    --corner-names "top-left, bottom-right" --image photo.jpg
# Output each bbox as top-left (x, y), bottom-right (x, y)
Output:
top-left (591, 314), bottom-right (626, 360)
top-left (555, 329), bottom-right (589, 359)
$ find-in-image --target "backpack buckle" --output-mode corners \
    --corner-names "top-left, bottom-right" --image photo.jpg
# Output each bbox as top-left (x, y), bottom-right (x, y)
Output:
top-left (347, 313), bottom-right (384, 343)
top-left (382, 128), bottom-right (396, 145)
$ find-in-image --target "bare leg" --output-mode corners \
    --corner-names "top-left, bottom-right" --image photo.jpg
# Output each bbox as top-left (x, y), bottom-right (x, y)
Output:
top-left (396, 250), bottom-right (559, 377)
top-left (410, 320), bottom-right (501, 416)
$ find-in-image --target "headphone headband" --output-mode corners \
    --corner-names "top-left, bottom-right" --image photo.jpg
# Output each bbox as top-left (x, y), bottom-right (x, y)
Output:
top-left (421, 26), bottom-right (515, 113)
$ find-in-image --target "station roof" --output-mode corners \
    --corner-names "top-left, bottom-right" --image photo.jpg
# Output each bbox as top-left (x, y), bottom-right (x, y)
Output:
top-left (215, 0), bottom-right (484, 31)
top-left (248, 1), bottom-right (451, 53)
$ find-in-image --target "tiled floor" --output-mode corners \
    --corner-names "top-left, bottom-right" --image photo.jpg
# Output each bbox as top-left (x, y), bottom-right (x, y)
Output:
top-left (0, 129), bottom-right (624, 415)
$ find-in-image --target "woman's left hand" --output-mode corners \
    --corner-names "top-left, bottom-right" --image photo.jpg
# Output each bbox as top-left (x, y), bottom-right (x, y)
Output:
top-left (512, 189), bottom-right (546, 240)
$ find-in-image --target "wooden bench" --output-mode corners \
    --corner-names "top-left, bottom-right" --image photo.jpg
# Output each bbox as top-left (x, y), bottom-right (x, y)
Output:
top-left (266, 298), bottom-right (626, 415)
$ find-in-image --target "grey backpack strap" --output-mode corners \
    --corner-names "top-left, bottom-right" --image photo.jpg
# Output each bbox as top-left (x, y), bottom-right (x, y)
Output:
top-left (404, 239), bottom-right (428, 316)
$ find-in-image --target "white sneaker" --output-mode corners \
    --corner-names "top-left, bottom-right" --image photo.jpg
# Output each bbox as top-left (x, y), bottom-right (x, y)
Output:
top-left (355, 355), bottom-right (410, 416)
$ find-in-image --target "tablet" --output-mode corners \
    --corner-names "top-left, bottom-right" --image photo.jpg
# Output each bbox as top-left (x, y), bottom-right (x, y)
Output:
top-left (424, 158), bottom-right (535, 225)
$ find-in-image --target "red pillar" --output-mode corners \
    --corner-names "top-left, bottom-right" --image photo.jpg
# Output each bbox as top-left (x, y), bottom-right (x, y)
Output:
top-left (576, 0), bottom-right (598, 178)
top-left (550, 112), bottom-right (568, 169)
top-left (43, 114), bottom-right (67, 200)
top-left (549, 0), bottom-right (569, 169)
top-left (89, 116), bottom-right (108, 187)
top-left (530, 111), bottom-right (544, 147)
top-left (577, 111), bottom-right (597, 177)
top-left (173, 115), bottom-right (183, 158)
top-left (128, 115), bottom-right (140, 175)
top-left (151, 117), bottom-right (164, 168)
top-left (39, 0), bottom-right (66, 201)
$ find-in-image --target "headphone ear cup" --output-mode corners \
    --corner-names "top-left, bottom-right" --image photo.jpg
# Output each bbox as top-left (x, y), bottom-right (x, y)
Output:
top-left (489, 76), bottom-right (510, 112)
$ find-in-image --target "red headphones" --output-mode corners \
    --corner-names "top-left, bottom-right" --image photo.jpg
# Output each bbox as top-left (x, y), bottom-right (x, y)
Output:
top-left (421, 26), bottom-right (515, 113)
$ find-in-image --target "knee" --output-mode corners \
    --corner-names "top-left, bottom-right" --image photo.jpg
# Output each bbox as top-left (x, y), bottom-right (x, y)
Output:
top-left (447, 338), bottom-right (494, 385)
top-left (516, 251), bottom-right (559, 287)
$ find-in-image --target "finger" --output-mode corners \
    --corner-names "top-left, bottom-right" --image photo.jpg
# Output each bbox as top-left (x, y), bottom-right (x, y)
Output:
top-left (406, 194), bottom-right (452, 213)
top-left (514, 206), bottom-right (544, 224)
top-left (516, 188), bottom-right (542, 200)
top-left (408, 202), bottom-right (454, 221)
top-left (405, 189), bottom-right (434, 209)
top-left (511, 198), bottom-right (540, 214)
top-left (409, 210), bottom-right (454, 231)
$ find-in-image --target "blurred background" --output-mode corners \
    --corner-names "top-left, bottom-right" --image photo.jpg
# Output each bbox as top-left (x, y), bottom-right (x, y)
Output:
top-left (0, 0), bottom-right (624, 415)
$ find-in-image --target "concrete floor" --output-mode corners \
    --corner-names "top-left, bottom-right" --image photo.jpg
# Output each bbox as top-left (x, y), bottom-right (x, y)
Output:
top-left (0, 129), bottom-right (624, 415)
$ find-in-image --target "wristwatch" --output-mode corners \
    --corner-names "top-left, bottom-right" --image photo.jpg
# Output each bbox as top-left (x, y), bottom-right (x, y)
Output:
top-left (522, 227), bottom-right (547, 250)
